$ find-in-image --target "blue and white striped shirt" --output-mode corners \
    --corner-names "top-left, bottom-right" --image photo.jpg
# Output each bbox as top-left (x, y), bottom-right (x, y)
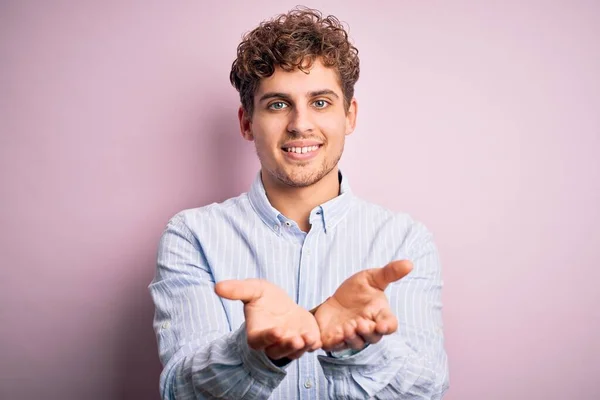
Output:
top-left (149, 171), bottom-right (449, 399)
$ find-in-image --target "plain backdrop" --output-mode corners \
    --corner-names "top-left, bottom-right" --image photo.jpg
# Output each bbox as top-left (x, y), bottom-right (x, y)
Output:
top-left (1, 1), bottom-right (599, 399)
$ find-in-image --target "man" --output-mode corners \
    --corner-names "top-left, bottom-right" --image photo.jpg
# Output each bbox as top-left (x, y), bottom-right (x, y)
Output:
top-left (150, 7), bottom-right (449, 399)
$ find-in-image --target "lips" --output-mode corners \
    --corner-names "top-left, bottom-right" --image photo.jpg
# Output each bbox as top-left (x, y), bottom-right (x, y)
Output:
top-left (281, 144), bottom-right (322, 160)
top-left (284, 145), bottom-right (320, 154)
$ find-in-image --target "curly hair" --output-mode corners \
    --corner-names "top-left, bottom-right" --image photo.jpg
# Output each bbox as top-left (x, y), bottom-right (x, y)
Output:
top-left (230, 7), bottom-right (360, 117)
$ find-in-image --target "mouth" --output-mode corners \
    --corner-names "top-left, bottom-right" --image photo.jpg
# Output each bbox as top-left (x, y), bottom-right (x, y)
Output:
top-left (281, 144), bottom-right (323, 160)
top-left (282, 145), bottom-right (321, 154)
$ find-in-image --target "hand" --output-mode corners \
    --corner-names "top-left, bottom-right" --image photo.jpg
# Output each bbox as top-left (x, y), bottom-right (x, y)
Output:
top-left (314, 260), bottom-right (413, 352)
top-left (215, 279), bottom-right (322, 361)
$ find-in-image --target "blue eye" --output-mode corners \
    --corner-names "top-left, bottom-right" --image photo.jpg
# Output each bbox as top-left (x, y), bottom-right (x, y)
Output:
top-left (269, 102), bottom-right (288, 110)
top-left (314, 100), bottom-right (329, 109)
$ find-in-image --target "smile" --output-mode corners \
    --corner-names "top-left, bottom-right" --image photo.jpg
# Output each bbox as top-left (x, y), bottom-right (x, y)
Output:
top-left (284, 145), bottom-right (320, 154)
top-left (281, 144), bottom-right (322, 161)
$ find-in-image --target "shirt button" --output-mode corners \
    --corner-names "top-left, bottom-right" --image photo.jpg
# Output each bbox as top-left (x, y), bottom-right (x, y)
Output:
top-left (273, 224), bottom-right (279, 231)
top-left (161, 321), bottom-right (170, 330)
top-left (305, 249), bottom-right (311, 256)
top-left (304, 379), bottom-right (313, 389)
top-left (284, 221), bottom-right (292, 227)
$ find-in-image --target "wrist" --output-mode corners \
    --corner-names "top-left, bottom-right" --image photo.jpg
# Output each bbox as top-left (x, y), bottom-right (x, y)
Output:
top-left (309, 297), bottom-right (330, 315)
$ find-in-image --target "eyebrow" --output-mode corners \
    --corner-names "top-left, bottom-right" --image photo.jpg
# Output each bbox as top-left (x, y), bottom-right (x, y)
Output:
top-left (258, 89), bottom-right (340, 103)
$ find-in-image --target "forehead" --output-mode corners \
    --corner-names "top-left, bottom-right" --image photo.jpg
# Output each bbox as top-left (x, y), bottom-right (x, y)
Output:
top-left (255, 59), bottom-right (342, 98)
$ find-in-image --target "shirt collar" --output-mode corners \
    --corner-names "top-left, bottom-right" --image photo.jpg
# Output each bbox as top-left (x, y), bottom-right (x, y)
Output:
top-left (248, 170), bottom-right (354, 234)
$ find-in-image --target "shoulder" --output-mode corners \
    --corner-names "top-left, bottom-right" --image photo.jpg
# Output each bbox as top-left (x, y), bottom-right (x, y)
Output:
top-left (350, 197), bottom-right (426, 230)
top-left (163, 192), bottom-right (252, 234)
top-left (349, 196), bottom-right (435, 251)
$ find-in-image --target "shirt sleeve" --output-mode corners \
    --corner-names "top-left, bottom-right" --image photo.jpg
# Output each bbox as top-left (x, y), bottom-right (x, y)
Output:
top-left (317, 220), bottom-right (450, 399)
top-left (149, 213), bottom-right (288, 399)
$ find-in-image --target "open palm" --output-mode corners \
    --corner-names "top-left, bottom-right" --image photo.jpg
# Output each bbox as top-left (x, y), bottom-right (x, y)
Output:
top-left (314, 260), bottom-right (413, 351)
top-left (216, 279), bottom-right (321, 360)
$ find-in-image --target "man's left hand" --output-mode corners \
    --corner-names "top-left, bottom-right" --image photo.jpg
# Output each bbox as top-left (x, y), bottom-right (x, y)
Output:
top-left (313, 260), bottom-right (413, 352)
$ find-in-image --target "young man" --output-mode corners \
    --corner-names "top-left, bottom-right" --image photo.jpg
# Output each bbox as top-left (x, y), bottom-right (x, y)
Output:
top-left (150, 8), bottom-right (449, 399)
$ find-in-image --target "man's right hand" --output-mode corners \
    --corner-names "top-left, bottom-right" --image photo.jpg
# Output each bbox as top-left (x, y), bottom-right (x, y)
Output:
top-left (215, 279), bottom-right (322, 361)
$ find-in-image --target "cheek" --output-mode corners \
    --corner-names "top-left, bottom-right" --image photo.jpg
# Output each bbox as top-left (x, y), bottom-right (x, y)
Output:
top-left (252, 121), bottom-right (282, 154)
top-left (255, 118), bottom-right (285, 141)
top-left (321, 115), bottom-right (348, 142)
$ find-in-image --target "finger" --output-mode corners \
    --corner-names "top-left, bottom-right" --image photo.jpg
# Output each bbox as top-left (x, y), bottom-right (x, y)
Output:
top-left (322, 334), bottom-right (346, 352)
top-left (360, 332), bottom-right (383, 345)
top-left (286, 347), bottom-right (307, 360)
top-left (247, 327), bottom-right (283, 350)
top-left (321, 325), bottom-right (344, 350)
top-left (355, 318), bottom-right (382, 344)
top-left (215, 279), bottom-right (265, 303)
top-left (330, 341), bottom-right (349, 352)
top-left (285, 331), bottom-right (322, 360)
top-left (345, 335), bottom-right (366, 351)
top-left (369, 260), bottom-right (413, 291)
top-left (301, 331), bottom-right (321, 352)
top-left (266, 335), bottom-right (305, 360)
top-left (355, 318), bottom-right (376, 336)
top-left (343, 320), bottom-right (366, 350)
top-left (374, 309), bottom-right (398, 334)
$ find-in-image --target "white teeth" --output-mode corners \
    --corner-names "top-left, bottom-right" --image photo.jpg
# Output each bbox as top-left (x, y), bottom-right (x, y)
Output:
top-left (286, 145), bottom-right (320, 154)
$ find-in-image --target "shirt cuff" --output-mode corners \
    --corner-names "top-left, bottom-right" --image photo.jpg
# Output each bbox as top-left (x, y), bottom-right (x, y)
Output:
top-left (235, 323), bottom-right (288, 388)
top-left (326, 344), bottom-right (370, 359)
top-left (318, 338), bottom-right (395, 375)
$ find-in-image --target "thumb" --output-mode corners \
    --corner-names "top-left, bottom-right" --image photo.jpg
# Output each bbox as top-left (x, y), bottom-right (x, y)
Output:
top-left (215, 279), bottom-right (265, 303)
top-left (369, 260), bottom-right (413, 291)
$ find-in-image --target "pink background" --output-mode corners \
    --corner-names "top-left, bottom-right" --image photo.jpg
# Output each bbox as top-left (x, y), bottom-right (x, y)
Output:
top-left (1, 1), bottom-right (599, 399)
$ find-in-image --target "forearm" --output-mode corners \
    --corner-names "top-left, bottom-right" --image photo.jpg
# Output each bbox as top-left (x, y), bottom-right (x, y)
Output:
top-left (318, 335), bottom-right (448, 399)
top-left (153, 214), bottom-right (288, 398)
top-left (162, 324), bottom-right (287, 400)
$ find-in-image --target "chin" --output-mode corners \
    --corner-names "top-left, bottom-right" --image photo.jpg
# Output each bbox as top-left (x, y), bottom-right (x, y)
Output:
top-left (284, 177), bottom-right (320, 188)
top-left (277, 165), bottom-right (333, 188)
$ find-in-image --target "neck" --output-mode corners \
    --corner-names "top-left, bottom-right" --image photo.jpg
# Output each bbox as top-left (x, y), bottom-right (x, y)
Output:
top-left (262, 168), bottom-right (340, 232)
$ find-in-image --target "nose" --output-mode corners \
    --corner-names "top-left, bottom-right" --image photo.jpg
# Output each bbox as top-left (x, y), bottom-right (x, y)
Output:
top-left (286, 105), bottom-right (314, 134)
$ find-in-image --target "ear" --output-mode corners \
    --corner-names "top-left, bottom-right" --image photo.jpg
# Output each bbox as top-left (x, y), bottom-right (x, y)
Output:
top-left (345, 98), bottom-right (358, 136)
top-left (238, 106), bottom-right (254, 141)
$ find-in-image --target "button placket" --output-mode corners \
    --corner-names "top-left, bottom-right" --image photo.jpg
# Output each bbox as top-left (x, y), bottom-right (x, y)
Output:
top-left (297, 231), bottom-right (319, 398)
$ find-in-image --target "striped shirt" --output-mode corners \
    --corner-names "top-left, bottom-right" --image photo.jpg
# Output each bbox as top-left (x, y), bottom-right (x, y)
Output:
top-left (149, 171), bottom-right (449, 399)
